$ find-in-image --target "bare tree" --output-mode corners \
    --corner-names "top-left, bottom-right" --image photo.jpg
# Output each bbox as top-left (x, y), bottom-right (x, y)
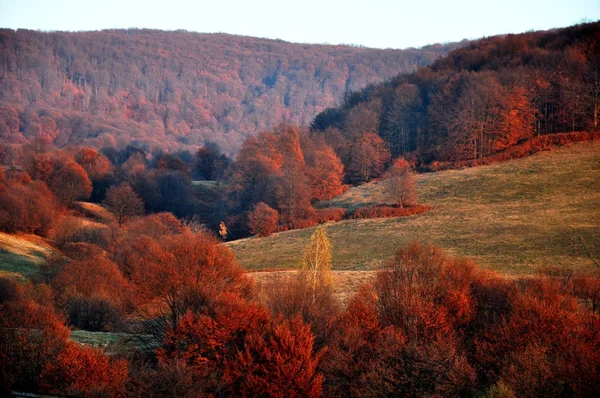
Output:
top-left (102, 183), bottom-right (144, 226)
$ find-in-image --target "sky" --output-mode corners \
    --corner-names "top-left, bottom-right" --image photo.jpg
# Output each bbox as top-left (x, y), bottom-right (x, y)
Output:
top-left (0, 0), bottom-right (599, 49)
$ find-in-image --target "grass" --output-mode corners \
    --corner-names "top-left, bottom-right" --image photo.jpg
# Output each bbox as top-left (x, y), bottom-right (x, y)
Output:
top-left (0, 232), bottom-right (55, 280)
top-left (229, 141), bottom-right (600, 275)
top-left (70, 330), bottom-right (157, 353)
top-left (250, 270), bottom-right (377, 304)
top-left (72, 201), bottom-right (116, 224)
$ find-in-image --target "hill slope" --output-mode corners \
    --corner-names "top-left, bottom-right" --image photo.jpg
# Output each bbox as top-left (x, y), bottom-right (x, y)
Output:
top-left (0, 232), bottom-right (55, 279)
top-left (311, 22), bottom-right (600, 167)
top-left (0, 29), bottom-right (463, 154)
top-left (229, 141), bottom-right (600, 274)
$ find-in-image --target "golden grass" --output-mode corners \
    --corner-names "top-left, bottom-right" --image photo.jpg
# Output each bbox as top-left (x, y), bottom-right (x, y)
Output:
top-left (0, 232), bottom-right (55, 280)
top-left (72, 201), bottom-right (116, 224)
top-left (229, 141), bottom-right (600, 275)
top-left (249, 270), bottom-right (377, 304)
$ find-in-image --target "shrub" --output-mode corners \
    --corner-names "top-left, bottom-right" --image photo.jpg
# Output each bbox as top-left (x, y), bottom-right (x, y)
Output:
top-left (52, 254), bottom-right (135, 331)
top-left (314, 207), bottom-right (346, 223)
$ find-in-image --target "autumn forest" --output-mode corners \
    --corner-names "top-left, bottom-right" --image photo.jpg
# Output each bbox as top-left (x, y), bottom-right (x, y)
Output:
top-left (1, 18), bottom-right (600, 398)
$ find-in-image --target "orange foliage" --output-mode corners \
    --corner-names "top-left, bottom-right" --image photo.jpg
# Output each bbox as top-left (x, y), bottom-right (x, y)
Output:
top-left (306, 146), bottom-right (348, 201)
top-left (248, 202), bottom-right (279, 237)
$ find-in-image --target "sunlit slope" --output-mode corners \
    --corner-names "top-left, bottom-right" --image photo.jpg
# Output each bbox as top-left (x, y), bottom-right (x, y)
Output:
top-left (0, 232), bottom-right (55, 279)
top-left (229, 141), bottom-right (600, 274)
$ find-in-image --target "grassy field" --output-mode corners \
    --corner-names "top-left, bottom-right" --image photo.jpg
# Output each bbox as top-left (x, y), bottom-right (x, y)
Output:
top-left (250, 270), bottom-right (377, 304)
top-left (0, 232), bottom-right (55, 280)
top-left (229, 141), bottom-right (600, 275)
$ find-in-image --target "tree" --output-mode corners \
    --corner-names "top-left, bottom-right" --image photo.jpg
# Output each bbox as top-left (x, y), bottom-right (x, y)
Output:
top-left (301, 225), bottom-right (333, 300)
top-left (248, 202), bottom-right (279, 237)
top-left (39, 343), bottom-right (128, 397)
top-left (194, 142), bottom-right (230, 181)
top-left (346, 133), bottom-right (391, 184)
top-left (49, 159), bottom-right (92, 206)
top-left (305, 146), bottom-right (347, 201)
top-left (102, 183), bottom-right (144, 226)
top-left (226, 317), bottom-right (325, 397)
top-left (382, 158), bottom-right (417, 208)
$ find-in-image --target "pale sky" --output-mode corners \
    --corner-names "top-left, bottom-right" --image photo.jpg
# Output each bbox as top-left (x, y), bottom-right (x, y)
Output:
top-left (0, 0), bottom-right (598, 49)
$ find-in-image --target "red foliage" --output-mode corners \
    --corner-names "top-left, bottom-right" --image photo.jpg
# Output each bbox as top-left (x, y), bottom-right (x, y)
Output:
top-left (49, 158), bottom-right (93, 205)
top-left (248, 202), bottom-right (279, 237)
top-left (52, 254), bottom-right (135, 330)
top-left (226, 317), bottom-right (325, 397)
top-left (306, 146), bottom-right (348, 201)
top-left (314, 207), bottom-right (346, 223)
top-left (39, 343), bottom-right (128, 397)
top-left (0, 179), bottom-right (58, 236)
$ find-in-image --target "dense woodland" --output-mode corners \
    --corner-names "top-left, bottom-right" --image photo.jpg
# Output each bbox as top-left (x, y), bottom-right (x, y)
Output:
top-left (0, 29), bottom-right (463, 155)
top-left (312, 22), bottom-right (600, 168)
top-left (1, 21), bottom-right (600, 397)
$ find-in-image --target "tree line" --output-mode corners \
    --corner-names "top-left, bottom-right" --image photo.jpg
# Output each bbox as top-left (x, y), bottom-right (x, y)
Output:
top-left (1, 226), bottom-right (599, 396)
top-left (311, 22), bottom-right (600, 169)
top-left (0, 29), bottom-right (463, 155)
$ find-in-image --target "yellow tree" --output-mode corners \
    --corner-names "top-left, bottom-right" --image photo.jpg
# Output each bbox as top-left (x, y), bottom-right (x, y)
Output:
top-left (301, 225), bottom-right (333, 300)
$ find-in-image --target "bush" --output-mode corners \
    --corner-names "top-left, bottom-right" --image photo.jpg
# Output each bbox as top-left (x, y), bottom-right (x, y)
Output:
top-left (314, 207), bottom-right (346, 223)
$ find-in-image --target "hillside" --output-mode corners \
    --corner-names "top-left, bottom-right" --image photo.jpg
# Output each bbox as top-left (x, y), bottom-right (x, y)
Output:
top-left (0, 232), bottom-right (54, 279)
top-left (311, 22), bottom-right (600, 169)
top-left (228, 140), bottom-right (600, 274)
top-left (0, 29), bottom-right (463, 155)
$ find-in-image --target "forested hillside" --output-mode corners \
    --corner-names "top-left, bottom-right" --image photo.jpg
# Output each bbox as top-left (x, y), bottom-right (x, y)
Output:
top-left (0, 29), bottom-right (463, 154)
top-left (312, 22), bottom-right (600, 169)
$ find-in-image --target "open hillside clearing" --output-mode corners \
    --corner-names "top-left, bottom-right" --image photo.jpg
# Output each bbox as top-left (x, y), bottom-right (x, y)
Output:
top-left (229, 140), bottom-right (600, 275)
top-left (0, 232), bottom-right (55, 280)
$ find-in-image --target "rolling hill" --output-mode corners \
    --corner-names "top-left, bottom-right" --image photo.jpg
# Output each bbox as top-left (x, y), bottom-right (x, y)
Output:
top-left (0, 29), bottom-right (464, 155)
top-left (228, 140), bottom-right (600, 275)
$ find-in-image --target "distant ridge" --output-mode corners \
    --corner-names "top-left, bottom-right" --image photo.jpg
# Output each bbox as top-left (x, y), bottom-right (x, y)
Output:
top-left (0, 29), bottom-right (464, 154)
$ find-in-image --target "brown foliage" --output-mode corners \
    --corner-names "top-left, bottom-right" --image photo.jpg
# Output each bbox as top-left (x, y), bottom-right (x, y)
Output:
top-left (260, 272), bottom-right (342, 349)
top-left (429, 131), bottom-right (600, 171)
top-left (0, 285), bottom-right (70, 394)
top-left (382, 157), bottom-right (417, 207)
top-left (102, 183), bottom-right (145, 226)
top-left (346, 132), bottom-right (391, 184)
top-left (0, 180), bottom-right (58, 236)
top-left (49, 158), bottom-right (92, 206)
top-left (52, 254), bottom-right (135, 330)
top-left (50, 215), bottom-right (110, 249)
